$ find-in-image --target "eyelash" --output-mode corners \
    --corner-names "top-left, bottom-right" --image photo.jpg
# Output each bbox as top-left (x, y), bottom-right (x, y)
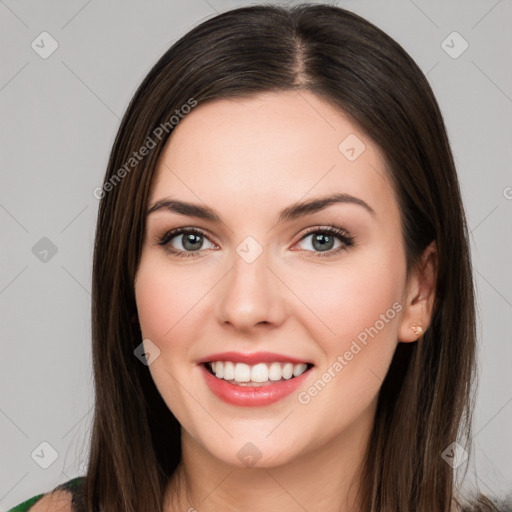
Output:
top-left (155, 224), bottom-right (355, 259)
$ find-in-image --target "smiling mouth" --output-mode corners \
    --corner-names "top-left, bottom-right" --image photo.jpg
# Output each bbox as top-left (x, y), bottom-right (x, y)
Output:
top-left (202, 361), bottom-right (315, 387)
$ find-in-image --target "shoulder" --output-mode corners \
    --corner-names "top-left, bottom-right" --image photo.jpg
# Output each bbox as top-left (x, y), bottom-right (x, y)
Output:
top-left (27, 490), bottom-right (73, 512)
top-left (7, 477), bottom-right (85, 512)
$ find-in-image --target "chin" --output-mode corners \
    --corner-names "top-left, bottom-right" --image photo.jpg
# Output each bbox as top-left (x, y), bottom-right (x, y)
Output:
top-left (198, 432), bottom-right (305, 469)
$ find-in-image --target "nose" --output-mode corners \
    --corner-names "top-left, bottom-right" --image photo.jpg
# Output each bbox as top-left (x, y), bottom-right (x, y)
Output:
top-left (216, 248), bottom-right (286, 333)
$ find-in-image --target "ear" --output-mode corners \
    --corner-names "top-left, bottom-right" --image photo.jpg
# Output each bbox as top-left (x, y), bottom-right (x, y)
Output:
top-left (398, 240), bottom-right (437, 343)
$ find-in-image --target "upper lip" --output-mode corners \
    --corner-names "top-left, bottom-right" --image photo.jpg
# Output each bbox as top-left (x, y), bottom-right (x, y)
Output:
top-left (196, 351), bottom-right (313, 366)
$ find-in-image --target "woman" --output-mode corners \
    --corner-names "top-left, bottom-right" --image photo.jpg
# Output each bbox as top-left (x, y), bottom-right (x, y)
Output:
top-left (9, 3), bottom-right (504, 511)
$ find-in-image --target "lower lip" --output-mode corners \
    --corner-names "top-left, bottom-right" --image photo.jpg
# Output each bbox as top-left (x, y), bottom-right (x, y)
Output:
top-left (199, 364), bottom-right (312, 407)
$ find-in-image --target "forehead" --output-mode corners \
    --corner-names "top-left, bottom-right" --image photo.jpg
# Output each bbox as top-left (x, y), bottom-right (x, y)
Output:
top-left (149, 90), bottom-right (398, 224)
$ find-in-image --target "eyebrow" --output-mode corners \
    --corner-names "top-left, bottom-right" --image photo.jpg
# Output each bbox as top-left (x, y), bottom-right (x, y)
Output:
top-left (146, 193), bottom-right (376, 223)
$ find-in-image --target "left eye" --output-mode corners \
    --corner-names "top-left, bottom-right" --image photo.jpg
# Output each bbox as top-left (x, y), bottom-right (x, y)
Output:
top-left (294, 226), bottom-right (354, 257)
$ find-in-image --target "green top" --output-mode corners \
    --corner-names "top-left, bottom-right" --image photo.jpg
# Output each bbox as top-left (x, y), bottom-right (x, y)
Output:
top-left (7, 476), bottom-right (85, 512)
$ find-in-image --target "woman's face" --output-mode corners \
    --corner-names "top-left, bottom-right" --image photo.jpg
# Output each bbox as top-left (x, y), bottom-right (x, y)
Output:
top-left (135, 90), bottom-right (421, 468)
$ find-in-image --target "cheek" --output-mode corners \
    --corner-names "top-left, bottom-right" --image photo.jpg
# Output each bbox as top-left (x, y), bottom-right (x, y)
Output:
top-left (290, 248), bottom-right (404, 415)
top-left (291, 248), bottom-right (404, 351)
top-left (135, 255), bottom-right (206, 345)
top-left (134, 255), bottom-right (208, 429)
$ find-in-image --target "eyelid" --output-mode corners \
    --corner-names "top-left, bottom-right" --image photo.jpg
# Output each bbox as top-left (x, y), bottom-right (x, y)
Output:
top-left (297, 224), bottom-right (351, 241)
top-left (154, 226), bottom-right (217, 250)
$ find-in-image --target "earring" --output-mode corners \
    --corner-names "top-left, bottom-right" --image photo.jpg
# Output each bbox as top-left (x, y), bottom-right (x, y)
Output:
top-left (410, 322), bottom-right (423, 337)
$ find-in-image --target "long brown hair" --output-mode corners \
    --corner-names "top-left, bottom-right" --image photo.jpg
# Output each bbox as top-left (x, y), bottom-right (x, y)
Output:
top-left (84, 4), bottom-right (500, 511)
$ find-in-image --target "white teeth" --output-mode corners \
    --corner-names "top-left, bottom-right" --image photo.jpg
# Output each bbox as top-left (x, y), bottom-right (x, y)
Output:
top-left (282, 363), bottom-right (293, 380)
top-left (234, 363), bottom-right (251, 382)
top-left (208, 361), bottom-right (310, 384)
top-left (268, 362), bottom-right (282, 381)
top-left (223, 361), bottom-right (235, 380)
top-left (293, 363), bottom-right (308, 377)
top-left (251, 363), bottom-right (268, 382)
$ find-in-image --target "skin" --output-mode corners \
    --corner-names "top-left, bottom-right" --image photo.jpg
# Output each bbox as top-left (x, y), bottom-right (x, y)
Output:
top-left (134, 90), bottom-right (437, 512)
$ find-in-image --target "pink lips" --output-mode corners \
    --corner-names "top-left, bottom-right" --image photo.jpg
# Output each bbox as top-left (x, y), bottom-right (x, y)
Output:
top-left (199, 359), bottom-right (313, 407)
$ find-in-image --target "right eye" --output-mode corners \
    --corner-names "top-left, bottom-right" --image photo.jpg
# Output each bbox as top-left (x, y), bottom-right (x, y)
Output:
top-left (157, 227), bottom-right (217, 258)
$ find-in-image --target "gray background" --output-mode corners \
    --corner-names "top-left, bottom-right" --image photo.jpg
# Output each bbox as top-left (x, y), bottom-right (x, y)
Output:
top-left (1, 0), bottom-right (511, 509)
